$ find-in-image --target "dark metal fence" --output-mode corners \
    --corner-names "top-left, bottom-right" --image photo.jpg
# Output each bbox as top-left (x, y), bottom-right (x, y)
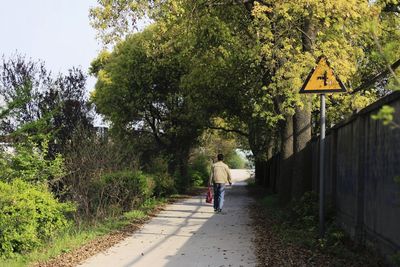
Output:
top-left (257, 91), bottom-right (400, 258)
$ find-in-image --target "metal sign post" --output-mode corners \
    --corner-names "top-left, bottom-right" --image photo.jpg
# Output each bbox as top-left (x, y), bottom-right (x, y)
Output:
top-left (299, 56), bottom-right (346, 238)
top-left (319, 93), bottom-right (326, 238)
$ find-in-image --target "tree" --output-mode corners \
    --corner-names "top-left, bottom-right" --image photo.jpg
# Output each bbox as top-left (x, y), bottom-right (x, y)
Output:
top-left (0, 55), bottom-right (49, 135)
top-left (0, 55), bottom-right (93, 156)
top-left (89, 0), bottom-right (154, 46)
top-left (250, 0), bottom-right (389, 201)
top-left (89, 0), bottom-right (399, 201)
top-left (163, 1), bottom-right (282, 184)
top-left (91, 23), bottom-right (213, 190)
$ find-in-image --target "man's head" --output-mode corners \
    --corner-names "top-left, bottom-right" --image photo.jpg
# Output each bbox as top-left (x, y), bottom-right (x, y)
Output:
top-left (217, 153), bottom-right (224, 161)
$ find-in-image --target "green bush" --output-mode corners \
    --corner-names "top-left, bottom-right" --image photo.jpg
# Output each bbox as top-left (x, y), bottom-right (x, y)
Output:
top-left (0, 138), bottom-right (65, 184)
top-left (284, 191), bottom-right (346, 251)
top-left (390, 251), bottom-right (400, 266)
top-left (0, 179), bottom-right (75, 258)
top-left (152, 172), bottom-right (176, 197)
top-left (188, 154), bottom-right (211, 186)
top-left (91, 170), bottom-right (155, 215)
top-left (225, 151), bottom-right (246, 169)
top-left (143, 156), bottom-right (176, 197)
top-left (189, 170), bottom-right (205, 186)
top-left (289, 191), bottom-right (319, 227)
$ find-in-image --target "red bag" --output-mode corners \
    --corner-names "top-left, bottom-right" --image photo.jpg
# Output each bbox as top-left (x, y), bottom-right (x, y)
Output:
top-left (206, 186), bottom-right (213, 204)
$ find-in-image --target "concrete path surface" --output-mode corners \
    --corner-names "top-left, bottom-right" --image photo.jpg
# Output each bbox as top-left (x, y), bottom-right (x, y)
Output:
top-left (78, 169), bottom-right (256, 267)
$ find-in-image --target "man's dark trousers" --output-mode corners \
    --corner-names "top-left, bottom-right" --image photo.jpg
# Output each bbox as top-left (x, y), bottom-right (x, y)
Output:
top-left (213, 183), bottom-right (225, 211)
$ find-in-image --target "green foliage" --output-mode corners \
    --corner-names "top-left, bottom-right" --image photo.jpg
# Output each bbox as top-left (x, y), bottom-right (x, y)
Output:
top-left (187, 129), bottom-right (249, 186)
top-left (188, 170), bottom-right (205, 187)
top-left (91, 170), bottom-right (155, 215)
top-left (152, 172), bottom-right (176, 197)
top-left (225, 151), bottom-right (247, 169)
top-left (188, 154), bottom-right (210, 186)
top-left (88, 0), bottom-right (400, 154)
top-left (390, 251), bottom-right (400, 266)
top-left (91, 22), bottom-right (214, 186)
top-left (260, 194), bottom-right (280, 210)
top-left (292, 196), bottom-right (350, 253)
top-left (0, 55), bottom-right (93, 160)
top-left (59, 126), bottom-right (177, 220)
top-left (0, 138), bottom-right (65, 184)
top-left (260, 192), bottom-right (341, 249)
top-left (142, 156), bottom-right (177, 197)
top-left (88, 50), bottom-right (111, 77)
top-left (89, 0), bottom-right (151, 45)
top-left (0, 197), bottom-right (169, 267)
top-left (371, 105), bottom-right (397, 127)
top-left (89, 0), bottom-right (399, 207)
top-left (60, 126), bottom-right (136, 211)
top-left (0, 179), bottom-right (75, 258)
top-left (289, 192), bottom-right (319, 226)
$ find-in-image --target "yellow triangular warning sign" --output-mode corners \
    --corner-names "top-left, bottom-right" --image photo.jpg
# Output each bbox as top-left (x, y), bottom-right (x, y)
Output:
top-left (300, 56), bottom-right (347, 94)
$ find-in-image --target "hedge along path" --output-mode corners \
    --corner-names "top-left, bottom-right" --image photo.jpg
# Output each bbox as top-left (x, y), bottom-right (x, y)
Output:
top-left (78, 169), bottom-right (256, 267)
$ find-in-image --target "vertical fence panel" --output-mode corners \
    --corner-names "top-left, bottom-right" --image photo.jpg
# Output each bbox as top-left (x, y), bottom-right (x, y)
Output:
top-left (362, 99), bottom-right (400, 254)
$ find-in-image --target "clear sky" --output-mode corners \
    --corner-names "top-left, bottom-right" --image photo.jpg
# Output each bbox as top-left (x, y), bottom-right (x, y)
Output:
top-left (0, 0), bottom-right (100, 91)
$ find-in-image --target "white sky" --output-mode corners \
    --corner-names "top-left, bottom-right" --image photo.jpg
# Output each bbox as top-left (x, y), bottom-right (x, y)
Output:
top-left (0, 0), bottom-right (100, 92)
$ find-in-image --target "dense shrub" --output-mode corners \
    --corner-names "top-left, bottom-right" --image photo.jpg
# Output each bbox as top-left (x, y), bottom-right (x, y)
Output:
top-left (0, 179), bottom-right (75, 258)
top-left (188, 154), bottom-right (211, 186)
top-left (289, 191), bottom-right (319, 227)
top-left (144, 156), bottom-right (177, 196)
top-left (285, 192), bottom-right (344, 250)
top-left (60, 128), bottom-right (142, 218)
top-left (0, 139), bottom-right (65, 184)
top-left (89, 170), bottom-right (155, 217)
top-left (189, 170), bottom-right (205, 186)
top-left (289, 191), bottom-right (335, 229)
top-left (152, 172), bottom-right (176, 197)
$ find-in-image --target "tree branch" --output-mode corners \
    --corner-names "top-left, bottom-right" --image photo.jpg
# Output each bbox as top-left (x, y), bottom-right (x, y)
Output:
top-left (351, 58), bottom-right (400, 95)
top-left (296, 26), bottom-right (315, 50)
top-left (144, 114), bottom-right (167, 148)
top-left (208, 125), bottom-right (249, 137)
top-left (382, 3), bottom-right (400, 13)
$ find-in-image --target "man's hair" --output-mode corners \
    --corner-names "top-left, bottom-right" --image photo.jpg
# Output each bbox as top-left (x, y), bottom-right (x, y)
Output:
top-left (217, 153), bottom-right (224, 161)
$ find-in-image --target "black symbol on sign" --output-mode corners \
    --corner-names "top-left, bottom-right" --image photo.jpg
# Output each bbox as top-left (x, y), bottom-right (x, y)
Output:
top-left (317, 71), bottom-right (328, 86)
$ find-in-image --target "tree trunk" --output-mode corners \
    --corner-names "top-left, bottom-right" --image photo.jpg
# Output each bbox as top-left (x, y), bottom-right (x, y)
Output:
top-left (265, 137), bottom-right (274, 189)
top-left (169, 147), bottom-right (190, 193)
top-left (247, 119), bottom-right (269, 185)
top-left (178, 156), bottom-right (189, 191)
top-left (301, 14), bottom-right (316, 52)
top-left (267, 137), bottom-right (274, 160)
top-left (292, 102), bottom-right (312, 199)
top-left (278, 115), bottom-right (293, 203)
top-left (292, 13), bottom-right (316, 200)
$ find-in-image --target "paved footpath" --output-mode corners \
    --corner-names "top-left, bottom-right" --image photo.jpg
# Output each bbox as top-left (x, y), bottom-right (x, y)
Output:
top-left (78, 169), bottom-right (257, 267)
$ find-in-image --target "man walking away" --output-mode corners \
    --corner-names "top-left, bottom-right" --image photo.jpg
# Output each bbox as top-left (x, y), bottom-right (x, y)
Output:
top-left (209, 154), bottom-right (232, 213)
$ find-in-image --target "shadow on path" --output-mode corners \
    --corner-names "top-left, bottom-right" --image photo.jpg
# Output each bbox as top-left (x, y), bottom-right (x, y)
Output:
top-left (78, 169), bottom-right (256, 267)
